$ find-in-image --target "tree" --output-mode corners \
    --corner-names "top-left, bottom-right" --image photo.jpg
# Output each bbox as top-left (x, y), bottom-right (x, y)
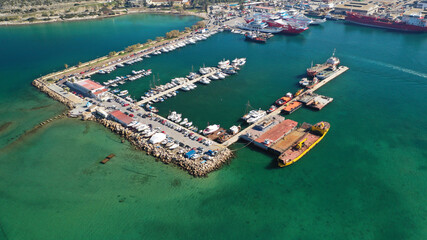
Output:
top-left (78, 61), bottom-right (82, 66)
top-left (125, 43), bottom-right (142, 52)
top-left (168, 0), bottom-right (174, 8)
top-left (64, 64), bottom-right (68, 69)
top-left (185, 27), bottom-right (190, 32)
top-left (165, 30), bottom-right (180, 39)
top-left (239, 0), bottom-right (244, 11)
top-left (155, 36), bottom-right (164, 42)
top-left (108, 51), bottom-right (117, 57)
top-left (196, 21), bottom-right (206, 28)
top-left (173, 5), bottom-right (183, 12)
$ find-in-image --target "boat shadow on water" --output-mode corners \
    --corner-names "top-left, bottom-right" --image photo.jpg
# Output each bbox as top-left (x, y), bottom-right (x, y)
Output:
top-left (296, 73), bottom-right (307, 79)
top-left (245, 143), bottom-right (282, 170)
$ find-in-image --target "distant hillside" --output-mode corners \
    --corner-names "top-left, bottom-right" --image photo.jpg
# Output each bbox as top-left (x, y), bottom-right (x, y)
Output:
top-left (0, 0), bottom-right (92, 8)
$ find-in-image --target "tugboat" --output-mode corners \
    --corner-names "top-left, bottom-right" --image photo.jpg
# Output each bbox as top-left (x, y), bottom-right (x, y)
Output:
top-left (306, 50), bottom-right (340, 77)
top-left (245, 31), bottom-right (267, 43)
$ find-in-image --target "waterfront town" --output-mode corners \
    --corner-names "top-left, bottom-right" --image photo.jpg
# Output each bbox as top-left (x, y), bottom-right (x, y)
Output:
top-left (0, 0), bottom-right (426, 25)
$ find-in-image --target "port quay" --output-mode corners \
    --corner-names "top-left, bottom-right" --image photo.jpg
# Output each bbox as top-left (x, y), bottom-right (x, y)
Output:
top-left (32, 15), bottom-right (349, 177)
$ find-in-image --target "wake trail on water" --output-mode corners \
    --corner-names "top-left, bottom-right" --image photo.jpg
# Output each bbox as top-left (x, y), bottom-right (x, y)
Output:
top-left (347, 55), bottom-right (427, 79)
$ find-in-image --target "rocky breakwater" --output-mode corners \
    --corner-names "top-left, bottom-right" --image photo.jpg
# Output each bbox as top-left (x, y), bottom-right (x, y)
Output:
top-left (91, 117), bottom-right (233, 177)
top-left (37, 112), bottom-right (68, 128)
top-left (32, 79), bottom-right (75, 109)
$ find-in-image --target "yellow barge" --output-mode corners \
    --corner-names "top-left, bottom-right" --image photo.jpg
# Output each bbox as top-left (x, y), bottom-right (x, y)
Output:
top-left (278, 121), bottom-right (330, 167)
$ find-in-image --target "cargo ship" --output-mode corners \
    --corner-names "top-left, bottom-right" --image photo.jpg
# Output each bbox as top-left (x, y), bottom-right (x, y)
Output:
top-left (345, 12), bottom-right (427, 32)
top-left (266, 19), bottom-right (309, 34)
top-left (278, 121), bottom-right (330, 167)
top-left (237, 20), bottom-right (283, 34)
top-left (307, 51), bottom-right (340, 77)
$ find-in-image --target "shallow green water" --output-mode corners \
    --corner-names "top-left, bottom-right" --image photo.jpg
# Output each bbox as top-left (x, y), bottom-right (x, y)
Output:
top-left (0, 14), bottom-right (427, 240)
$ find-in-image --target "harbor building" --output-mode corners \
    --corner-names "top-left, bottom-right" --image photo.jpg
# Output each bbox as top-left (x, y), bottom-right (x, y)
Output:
top-left (108, 110), bottom-right (133, 127)
top-left (241, 116), bottom-right (298, 152)
top-left (241, 116), bottom-right (316, 157)
top-left (66, 79), bottom-right (108, 100)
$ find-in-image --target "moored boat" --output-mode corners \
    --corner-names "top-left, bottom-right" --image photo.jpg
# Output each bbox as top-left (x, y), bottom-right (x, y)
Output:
top-left (246, 110), bottom-right (266, 124)
top-left (203, 124), bottom-right (220, 135)
top-left (278, 121), bottom-right (330, 167)
top-left (238, 20), bottom-right (283, 34)
top-left (266, 19), bottom-right (309, 34)
top-left (275, 96), bottom-right (292, 106)
top-left (345, 11), bottom-right (427, 32)
top-left (245, 32), bottom-right (267, 43)
top-left (307, 51), bottom-right (340, 77)
top-left (267, 105), bottom-right (277, 113)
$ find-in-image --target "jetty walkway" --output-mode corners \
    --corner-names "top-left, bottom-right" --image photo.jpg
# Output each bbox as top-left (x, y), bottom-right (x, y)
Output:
top-left (221, 66), bottom-right (349, 147)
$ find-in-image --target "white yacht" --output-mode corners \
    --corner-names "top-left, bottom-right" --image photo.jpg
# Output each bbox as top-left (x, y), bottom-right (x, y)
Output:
top-left (203, 124), bottom-right (220, 135)
top-left (209, 74), bottom-right (219, 80)
top-left (218, 59), bottom-right (230, 67)
top-left (168, 111), bottom-right (177, 120)
top-left (180, 118), bottom-right (188, 125)
top-left (118, 90), bottom-right (128, 96)
top-left (181, 85), bottom-right (191, 91)
top-left (241, 109), bottom-right (259, 120)
top-left (246, 110), bottom-right (266, 124)
top-left (199, 77), bottom-right (211, 85)
top-left (217, 72), bottom-right (226, 79)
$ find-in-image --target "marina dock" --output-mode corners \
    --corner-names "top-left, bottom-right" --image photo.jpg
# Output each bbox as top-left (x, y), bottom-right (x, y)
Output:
top-left (135, 69), bottom-right (219, 106)
top-left (299, 93), bottom-right (334, 111)
top-left (31, 13), bottom-right (349, 176)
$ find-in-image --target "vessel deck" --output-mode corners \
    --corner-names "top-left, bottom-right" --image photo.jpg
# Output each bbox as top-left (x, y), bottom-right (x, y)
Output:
top-left (279, 132), bottom-right (322, 162)
top-left (270, 124), bottom-right (310, 153)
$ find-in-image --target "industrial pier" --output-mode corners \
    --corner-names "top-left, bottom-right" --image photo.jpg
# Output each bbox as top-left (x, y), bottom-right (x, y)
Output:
top-left (222, 66), bottom-right (349, 147)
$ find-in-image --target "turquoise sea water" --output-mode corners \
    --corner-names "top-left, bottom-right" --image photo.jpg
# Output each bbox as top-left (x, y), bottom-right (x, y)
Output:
top-left (0, 14), bottom-right (427, 240)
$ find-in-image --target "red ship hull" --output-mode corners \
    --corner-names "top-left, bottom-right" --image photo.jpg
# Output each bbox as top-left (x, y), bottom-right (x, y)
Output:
top-left (266, 20), bottom-right (308, 34)
top-left (345, 12), bottom-right (427, 32)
